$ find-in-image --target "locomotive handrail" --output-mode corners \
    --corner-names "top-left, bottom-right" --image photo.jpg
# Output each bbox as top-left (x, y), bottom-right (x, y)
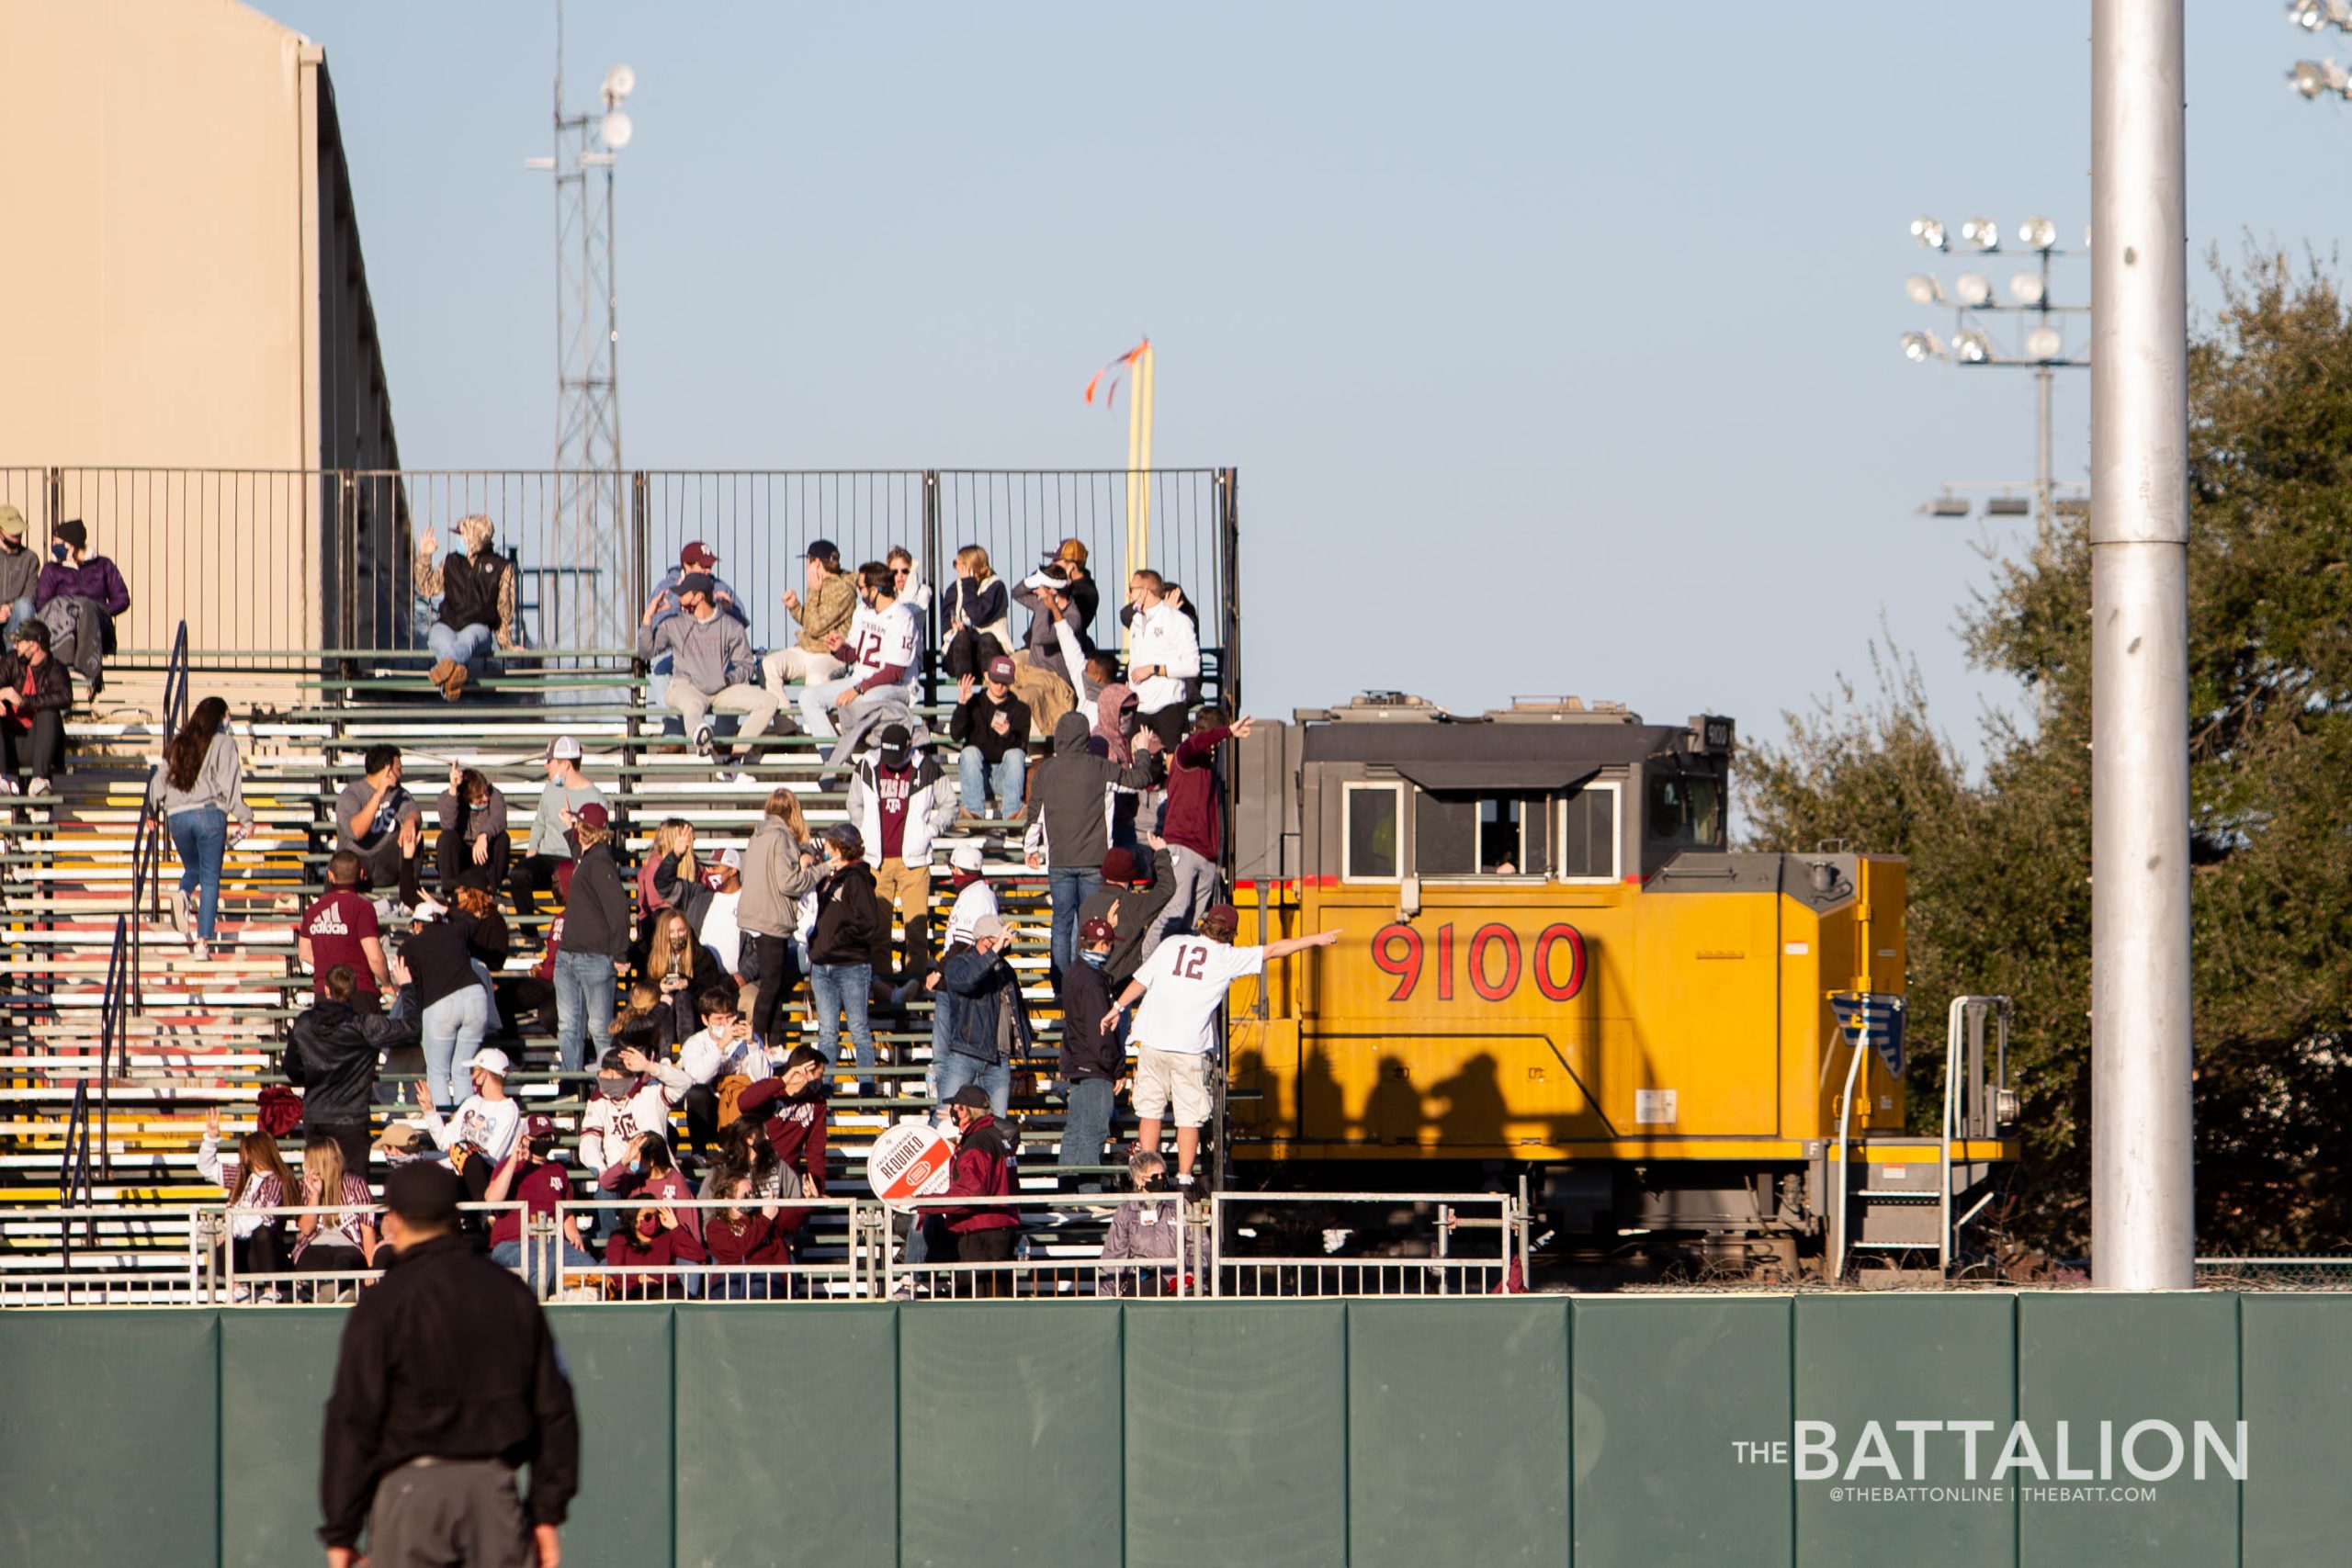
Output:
top-left (1829, 1027), bottom-right (1868, 1281)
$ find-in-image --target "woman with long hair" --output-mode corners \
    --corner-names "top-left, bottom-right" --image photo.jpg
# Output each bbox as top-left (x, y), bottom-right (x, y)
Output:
top-left (942, 544), bottom-right (1012, 689)
top-left (434, 761), bottom-right (510, 897)
top-left (639, 908), bottom-right (722, 1043)
top-left (741, 786), bottom-right (821, 1046)
top-left (144, 695), bottom-right (251, 959)
top-left (291, 1135), bottom-right (377, 1298)
top-left (197, 1106), bottom-right (296, 1296)
top-left (636, 818), bottom-right (694, 944)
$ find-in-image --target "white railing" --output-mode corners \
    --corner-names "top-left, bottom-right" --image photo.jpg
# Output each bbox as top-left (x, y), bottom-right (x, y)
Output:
top-left (883, 1191), bottom-right (1204, 1301)
top-left (547, 1197), bottom-right (868, 1302)
top-left (1209, 1190), bottom-right (1525, 1298)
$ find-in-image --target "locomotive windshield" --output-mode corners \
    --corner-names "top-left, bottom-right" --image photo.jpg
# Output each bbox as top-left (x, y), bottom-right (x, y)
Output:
top-left (1645, 772), bottom-right (1724, 848)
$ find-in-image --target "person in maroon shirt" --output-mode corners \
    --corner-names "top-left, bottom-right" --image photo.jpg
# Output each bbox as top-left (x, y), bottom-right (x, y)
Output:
top-left (602, 1202), bottom-right (705, 1299)
top-left (482, 1113), bottom-right (594, 1284)
top-left (733, 1045), bottom-right (832, 1195)
top-left (1144, 710), bottom-right (1253, 964)
top-left (701, 1174), bottom-right (792, 1299)
top-left (298, 851), bottom-right (390, 1010)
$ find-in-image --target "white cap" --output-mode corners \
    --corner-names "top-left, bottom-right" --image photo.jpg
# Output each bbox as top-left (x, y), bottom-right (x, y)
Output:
top-left (950, 843), bottom-right (985, 873)
top-left (545, 736), bottom-right (583, 761)
top-left (459, 1046), bottom-right (511, 1077)
top-left (718, 847), bottom-right (743, 870)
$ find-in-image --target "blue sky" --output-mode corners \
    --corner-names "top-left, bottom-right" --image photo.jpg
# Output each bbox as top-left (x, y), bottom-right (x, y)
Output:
top-left (268, 1), bottom-right (2340, 761)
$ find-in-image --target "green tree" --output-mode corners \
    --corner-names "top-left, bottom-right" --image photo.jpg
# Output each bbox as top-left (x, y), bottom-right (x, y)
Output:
top-left (1747, 250), bottom-right (2352, 1258)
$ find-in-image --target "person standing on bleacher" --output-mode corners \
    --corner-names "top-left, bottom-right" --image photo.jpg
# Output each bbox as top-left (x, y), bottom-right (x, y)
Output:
top-left (552, 802), bottom-right (630, 1075)
top-left (509, 736), bottom-right (605, 919)
top-left (320, 1162), bottom-right (577, 1568)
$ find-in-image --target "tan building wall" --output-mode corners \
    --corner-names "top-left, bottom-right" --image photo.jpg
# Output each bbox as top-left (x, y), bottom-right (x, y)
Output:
top-left (0, 0), bottom-right (401, 669)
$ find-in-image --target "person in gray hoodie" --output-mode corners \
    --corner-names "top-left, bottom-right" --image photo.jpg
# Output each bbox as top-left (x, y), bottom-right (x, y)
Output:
top-left (1023, 711), bottom-right (1159, 979)
top-left (143, 695), bottom-right (254, 957)
top-left (636, 572), bottom-right (785, 764)
top-left (739, 786), bottom-right (822, 1045)
top-left (0, 505), bottom-right (39, 637)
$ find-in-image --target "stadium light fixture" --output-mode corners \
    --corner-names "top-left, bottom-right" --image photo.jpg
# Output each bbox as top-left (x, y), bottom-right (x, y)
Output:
top-left (2026, 324), bottom-right (2065, 361)
top-left (1960, 216), bottom-right (2000, 252)
top-left (1953, 329), bottom-right (1995, 364)
top-left (1956, 272), bottom-right (1995, 308)
top-left (2009, 271), bottom-right (2047, 306)
top-left (1905, 273), bottom-right (1944, 306)
top-left (603, 63), bottom-right (637, 102)
top-left (599, 109), bottom-right (634, 149)
top-left (1911, 215), bottom-right (1949, 251)
top-left (1924, 494), bottom-right (1972, 518)
top-left (1901, 330), bottom-right (1946, 363)
top-left (2290, 58), bottom-right (2351, 97)
top-left (2017, 215), bottom-right (2058, 253)
top-left (1984, 495), bottom-right (2031, 517)
top-left (2291, 0), bottom-right (2352, 30)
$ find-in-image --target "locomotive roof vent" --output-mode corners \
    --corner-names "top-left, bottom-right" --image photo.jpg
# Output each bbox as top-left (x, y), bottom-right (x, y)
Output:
top-left (1485, 695), bottom-right (1640, 725)
top-left (1309, 691), bottom-right (1451, 723)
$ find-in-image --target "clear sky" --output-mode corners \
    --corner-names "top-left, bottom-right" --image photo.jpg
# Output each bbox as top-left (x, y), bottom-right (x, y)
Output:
top-left (266, 0), bottom-right (2336, 760)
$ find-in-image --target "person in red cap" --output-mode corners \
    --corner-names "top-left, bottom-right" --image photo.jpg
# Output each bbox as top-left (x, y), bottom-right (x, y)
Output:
top-left (643, 539), bottom-right (744, 715)
top-left (553, 800), bottom-right (631, 1074)
top-left (949, 653), bottom-right (1032, 818)
top-left (1103, 902), bottom-right (1340, 1187)
top-left (481, 1111), bottom-right (594, 1280)
top-left (1056, 915), bottom-right (1124, 1188)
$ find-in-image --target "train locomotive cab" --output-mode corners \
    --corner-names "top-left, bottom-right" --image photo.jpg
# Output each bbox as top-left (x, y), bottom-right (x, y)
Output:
top-left (1225, 694), bottom-right (2018, 1278)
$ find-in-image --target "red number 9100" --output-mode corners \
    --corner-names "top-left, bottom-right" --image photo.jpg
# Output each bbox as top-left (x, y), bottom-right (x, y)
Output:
top-left (1370, 922), bottom-right (1585, 1004)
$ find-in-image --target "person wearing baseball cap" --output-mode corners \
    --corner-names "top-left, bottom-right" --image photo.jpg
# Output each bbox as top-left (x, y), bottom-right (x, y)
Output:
top-left (761, 536), bottom-right (856, 699)
top-left (483, 1111), bottom-right (594, 1277)
top-left (845, 721), bottom-right (958, 983)
top-left (0, 618), bottom-right (70, 795)
top-left (1076, 839), bottom-right (1175, 989)
top-left (554, 801), bottom-right (632, 1073)
top-left (1055, 914), bottom-right (1124, 1188)
top-left (936, 910), bottom-right (1034, 1127)
top-left (413, 513), bottom-right (517, 700)
top-left (923, 1083), bottom-right (1018, 1284)
top-left (638, 566), bottom-right (783, 764)
top-left (409, 1043), bottom-right (521, 1165)
top-left (320, 1157), bottom-right (577, 1568)
top-left (509, 734), bottom-right (607, 919)
top-left (949, 652), bottom-right (1033, 820)
top-left (32, 516), bottom-right (129, 697)
top-left (1102, 905), bottom-right (1342, 1188)
top-left (0, 504), bottom-right (38, 640)
top-left (642, 539), bottom-right (746, 713)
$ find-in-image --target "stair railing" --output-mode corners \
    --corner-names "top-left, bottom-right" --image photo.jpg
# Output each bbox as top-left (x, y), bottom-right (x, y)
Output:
top-left (127, 620), bottom-right (190, 1009)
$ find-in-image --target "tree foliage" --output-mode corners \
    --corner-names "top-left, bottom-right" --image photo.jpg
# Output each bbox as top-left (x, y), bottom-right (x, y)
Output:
top-left (1745, 250), bottom-right (2352, 1258)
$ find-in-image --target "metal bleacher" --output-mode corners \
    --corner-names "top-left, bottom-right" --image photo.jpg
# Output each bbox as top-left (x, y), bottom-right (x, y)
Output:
top-left (0, 638), bottom-right (1215, 1300)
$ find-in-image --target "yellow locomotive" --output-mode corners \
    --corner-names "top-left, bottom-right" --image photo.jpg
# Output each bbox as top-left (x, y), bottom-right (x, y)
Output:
top-left (1224, 694), bottom-right (2018, 1275)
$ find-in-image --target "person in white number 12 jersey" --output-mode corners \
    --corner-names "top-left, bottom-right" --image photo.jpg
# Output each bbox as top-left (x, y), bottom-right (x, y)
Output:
top-left (1101, 903), bottom-right (1340, 1188)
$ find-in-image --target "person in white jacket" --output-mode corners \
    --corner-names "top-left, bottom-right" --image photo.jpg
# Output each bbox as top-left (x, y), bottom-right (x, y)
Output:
top-left (1124, 570), bottom-right (1199, 751)
top-left (844, 725), bottom-right (959, 981)
top-left (622, 985), bottom-right (771, 1154)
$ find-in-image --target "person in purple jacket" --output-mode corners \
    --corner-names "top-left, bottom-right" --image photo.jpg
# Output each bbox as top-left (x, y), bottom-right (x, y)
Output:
top-left (33, 519), bottom-right (130, 696)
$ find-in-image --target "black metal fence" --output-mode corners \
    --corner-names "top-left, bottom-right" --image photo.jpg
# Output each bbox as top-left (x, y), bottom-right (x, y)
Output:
top-left (0, 467), bottom-right (1239, 698)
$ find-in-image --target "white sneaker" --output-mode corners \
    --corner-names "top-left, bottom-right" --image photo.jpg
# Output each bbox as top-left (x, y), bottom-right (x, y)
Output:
top-left (167, 886), bottom-right (191, 936)
top-left (25, 778), bottom-right (48, 795)
top-left (0, 778), bottom-right (17, 796)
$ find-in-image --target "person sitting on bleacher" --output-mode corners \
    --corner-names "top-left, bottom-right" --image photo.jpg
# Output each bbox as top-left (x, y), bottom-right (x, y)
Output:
top-left (198, 1106), bottom-right (297, 1297)
top-left (628, 985), bottom-right (763, 1156)
top-left (0, 619), bottom-right (71, 795)
top-left (413, 512), bottom-right (518, 700)
top-left (638, 570), bottom-right (786, 764)
top-left (762, 536), bottom-right (858, 699)
top-left (1010, 563), bottom-right (1087, 734)
top-left (799, 561), bottom-right (920, 742)
top-left (509, 735), bottom-right (606, 919)
top-left (290, 1134), bottom-right (379, 1292)
top-left (942, 543), bottom-right (1012, 686)
top-left (285, 964), bottom-right (414, 1171)
top-left (644, 539), bottom-right (746, 712)
top-left (1123, 570), bottom-right (1201, 754)
top-left (482, 1112), bottom-right (594, 1279)
top-left (435, 762), bottom-right (510, 900)
top-left (950, 655), bottom-right (1032, 821)
top-left (580, 1039), bottom-right (677, 1184)
top-left (335, 742), bottom-right (425, 901)
top-left (1099, 1149), bottom-right (1193, 1297)
top-left (701, 1173), bottom-right (794, 1299)
top-left (409, 1044), bottom-right (522, 1167)
top-left (733, 1044), bottom-right (833, 1197)
top-left (0, 504), bottom-right (37, 637)
top-left (32, 518), bottom-right (127, 698)
top-left (887, 546), bottom-right (932, 667)
top-left (595, 1131), bottom-right (695, 1243)
top-left (603, 1201), bottom-right (706, 1301)
top-left (300, 851), bottom-right (391, 1010)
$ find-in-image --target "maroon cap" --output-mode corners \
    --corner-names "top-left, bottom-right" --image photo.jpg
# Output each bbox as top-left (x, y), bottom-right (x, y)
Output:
top-left (523, 1112), bottom-right (558, 1141)
top-left (1100, 847), bottom-right (1138, 885)
top-left (575, 801), bottom-right (611, 830)
top-left (985, 655), bottom-right (1017, 684)
top-left (680, 540), bottom-right (718, 568)
top-left (1199, 903), bottom-right (1241, 939)
top-left (1080, 917), bottom-right (1115, 946)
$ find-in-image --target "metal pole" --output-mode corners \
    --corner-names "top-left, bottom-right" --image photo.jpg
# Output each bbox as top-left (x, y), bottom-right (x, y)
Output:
top-left (2034, 366), bottom-right (2053, 558)
top-left (2089, 0), bottom-right (2194, 1291)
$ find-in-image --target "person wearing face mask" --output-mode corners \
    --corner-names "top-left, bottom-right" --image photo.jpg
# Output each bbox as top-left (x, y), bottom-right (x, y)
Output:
top-left (0, 504), bottom-right (39, 640)
top-left (797, 561), bottom-right (918, 740)
top-left (1055, 918), bottom-right (1124, 1190)
top-left (731, 1044), bottom-right (833, 1196)
top-left (482, 1112), bottom-right (594, 1281)
top-left (409, 1046), bottom-right (522, 1167)
top-left (413, 513), bottom-right (518, 700)
top-left (32, 518), bottom-right (128, 697)
top-left (1098, 1148), bottom-right (1193, 1297)
top-left (577, 1044), bottom-right (676, 1179)
top-left (0, 620), bottom-right (72, 795)
top-left (603, 1201), bottom-right (706, 1300)
top-left (761, 537), bottom-right (857, 700)
top-left (596, 1133), bottom-right (695, 1249)
top-left (700, 1174), bottom-right (792, 1300)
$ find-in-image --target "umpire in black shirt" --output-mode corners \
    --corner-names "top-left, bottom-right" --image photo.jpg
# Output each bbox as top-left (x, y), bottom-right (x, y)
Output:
top-left (320, 1162), bottom-right (578, 1567)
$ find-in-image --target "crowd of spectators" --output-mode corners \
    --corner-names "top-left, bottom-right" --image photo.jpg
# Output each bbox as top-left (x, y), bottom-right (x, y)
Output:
top-left (161, 530), bottom-right (1309, 1297)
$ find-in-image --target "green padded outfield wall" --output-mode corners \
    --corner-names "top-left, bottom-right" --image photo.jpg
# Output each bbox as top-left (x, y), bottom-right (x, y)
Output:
top-left (0, 1294), bottom-right (2339, 1567)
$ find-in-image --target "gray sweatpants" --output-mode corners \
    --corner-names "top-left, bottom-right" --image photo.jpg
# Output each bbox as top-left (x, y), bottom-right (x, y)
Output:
top-left (367, 1458), bottom-right (533, 1568)
top-left (1141, 843), bottom-right (1222, 964)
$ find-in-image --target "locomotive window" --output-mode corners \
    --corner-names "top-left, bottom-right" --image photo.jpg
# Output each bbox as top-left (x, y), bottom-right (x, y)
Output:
top-left (1646, 773), bottom-right (1724, 847)
top-left (1415, 791), bottom-right (1544, 876)
top-left (1557, 782), bottom-right (1620, 881)
top-left (1342, 783), bottom-right (1402, 881)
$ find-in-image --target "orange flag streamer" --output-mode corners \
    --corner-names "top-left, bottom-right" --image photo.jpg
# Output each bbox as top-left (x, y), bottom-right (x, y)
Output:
top-left (1083, 337), bottom-right (1150, 409)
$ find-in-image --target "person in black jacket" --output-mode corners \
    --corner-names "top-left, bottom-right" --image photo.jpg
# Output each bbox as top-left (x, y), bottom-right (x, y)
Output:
top-left (554, 802), bottom-right (631, 1076)
top-left (936, 916), bottom-right (1035, 1124)
top-left (808, 823), bottom-right (881, 1093)
top-left (1076, 840), bottom-right (1176, 989)
top-left (1055, 918), bottom-right (1122, 1189)
top-left (320, 1162), bottom-right (576, 1568)
top-left (286, 964), bottom-right (419, 1175)
top-left (948, 655), bottom-right (1032, 819)
top-left (1023, 711), bottom-right (1159, 982)
top-left (0, 620), bottom-right (72, 795)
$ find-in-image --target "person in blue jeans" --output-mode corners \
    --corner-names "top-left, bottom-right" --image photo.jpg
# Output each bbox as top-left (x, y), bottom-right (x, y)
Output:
top-left (143, 695), bottom-right (253, 960)
top-left (807, 823), bottom-right (881, 1093)
top-left (482, 1115), bottom-right (595, 1290)
top-left (1023, 711), bottom-right (1159, 981)
top-left (553, 803), bottom-right (631, 1074)
top-left (1055, 918), bottom-right (1121, 1188)
top-left (935, 915), bottom-right (1032, 1123)
top-left (948, 656), bottom-right (1031, 818)
top-left (412, 512), bottom-right (519, 700)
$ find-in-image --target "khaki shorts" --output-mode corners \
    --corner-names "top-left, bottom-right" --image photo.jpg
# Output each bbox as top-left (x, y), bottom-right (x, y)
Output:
top-left (1132, 1045), bottom-right (1213, 1127)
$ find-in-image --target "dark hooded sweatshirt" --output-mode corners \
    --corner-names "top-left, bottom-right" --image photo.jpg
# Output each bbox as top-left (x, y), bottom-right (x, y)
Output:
top-left (1025, 712), bottom-right (1159, 871)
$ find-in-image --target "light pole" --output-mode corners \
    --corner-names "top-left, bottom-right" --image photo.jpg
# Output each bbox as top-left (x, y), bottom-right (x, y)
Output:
top-left (524, 0), bottom-right (635, 654)
top-left (1900, 214), bottom-right (2087, 560)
